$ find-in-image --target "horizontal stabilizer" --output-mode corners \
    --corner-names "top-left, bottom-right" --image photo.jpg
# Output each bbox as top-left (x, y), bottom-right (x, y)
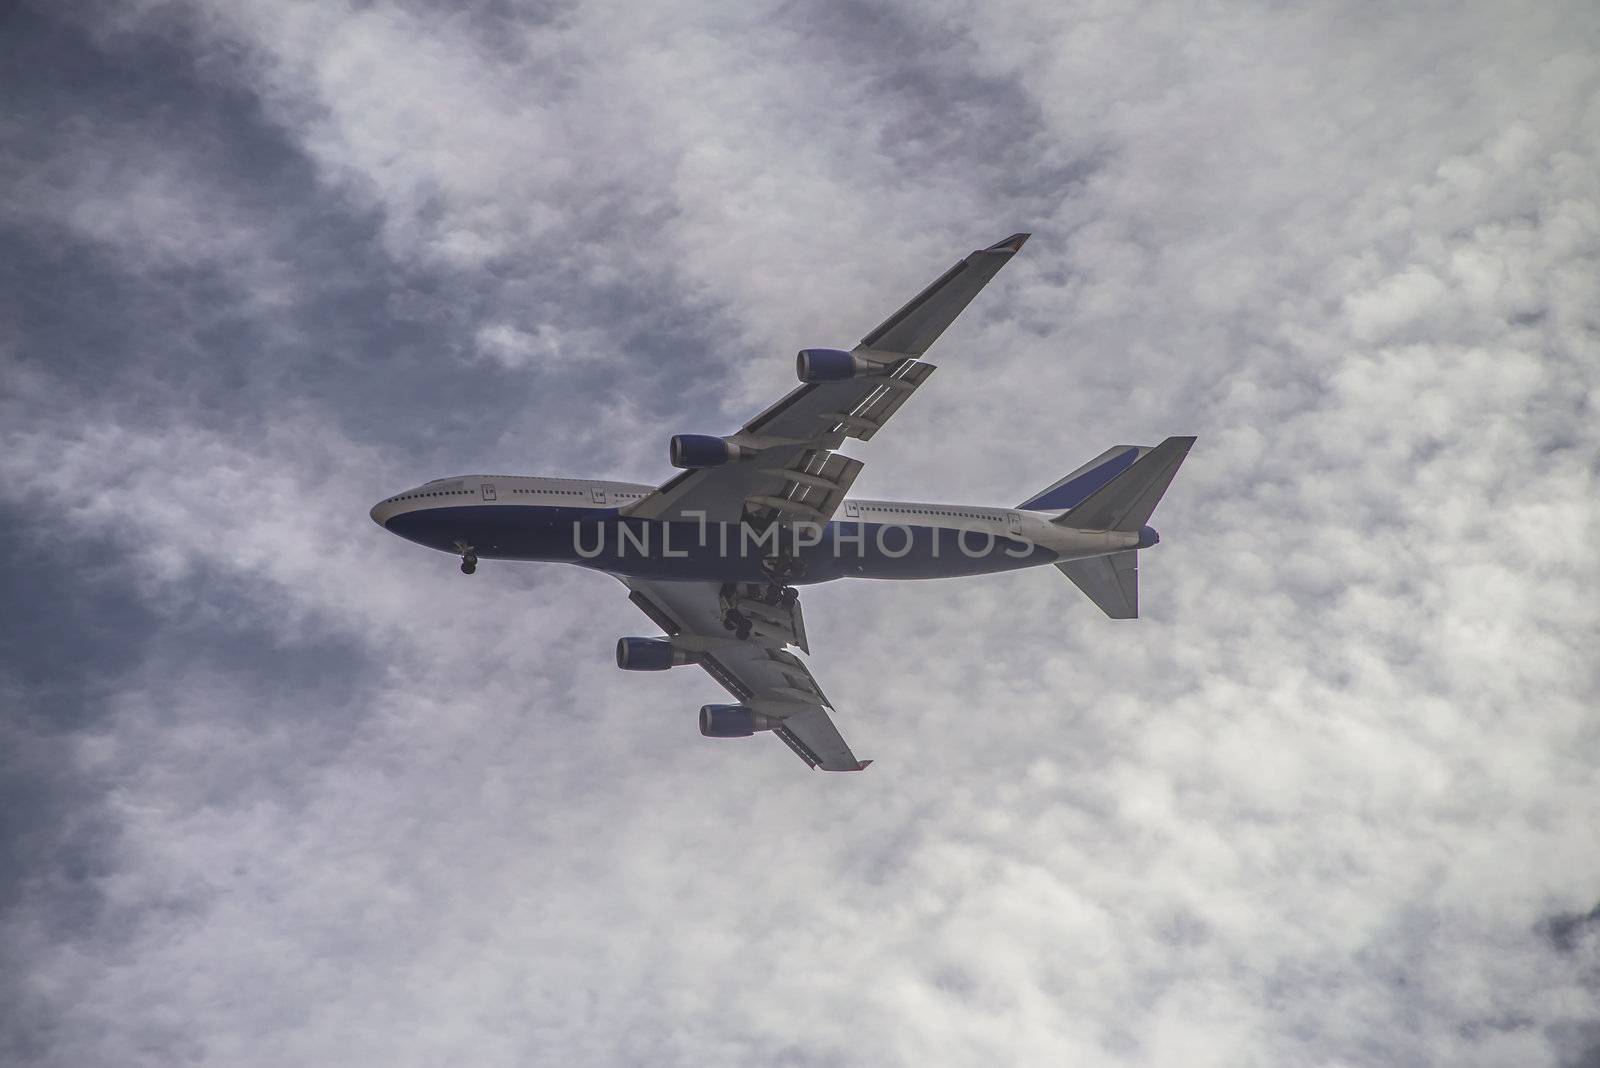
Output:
top-left (1057, 549), bottom-right (1139, 618)
top-left (1057, 436), bottom-right (1195, 532)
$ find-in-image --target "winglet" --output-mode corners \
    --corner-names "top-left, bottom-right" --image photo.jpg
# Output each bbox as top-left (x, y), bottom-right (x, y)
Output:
top-left (854, 759), bottom-right (874, 772)
top-left (987, 232), bottom-right (1031, 253)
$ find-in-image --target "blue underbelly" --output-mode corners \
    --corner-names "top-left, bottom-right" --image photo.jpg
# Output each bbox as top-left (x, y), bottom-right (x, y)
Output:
top-left (382, 506), bottom-right (1057, 582)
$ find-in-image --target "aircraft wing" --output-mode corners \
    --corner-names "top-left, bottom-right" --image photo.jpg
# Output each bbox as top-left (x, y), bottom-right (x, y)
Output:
top-left (625, 233), bottom-right (1030, 525)
top-left (620, 577), bottom-right (871, 772)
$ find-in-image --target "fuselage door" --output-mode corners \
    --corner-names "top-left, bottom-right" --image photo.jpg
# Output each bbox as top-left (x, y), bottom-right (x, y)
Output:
top-left (481, 483), bottom-right (497, 501)
top-left (591, 486), bottom-right (608, 505)
top-left (844, 501), bottom-right (859, 518)
top-left (1007, 511), bottom-right (1022, 535)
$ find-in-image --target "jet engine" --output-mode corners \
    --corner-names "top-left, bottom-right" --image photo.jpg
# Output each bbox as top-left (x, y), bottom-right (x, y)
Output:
top-left (616, 637), bottom-right (691, 670)
top-left (698, 704), bottom-right (782, 737)
top-left (669, 434), bottom-right (748, 469)
top-left (795, 348), bottom-right (884, 383)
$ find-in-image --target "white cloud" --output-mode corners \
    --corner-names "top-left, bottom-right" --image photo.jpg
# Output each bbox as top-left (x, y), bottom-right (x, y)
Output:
top-left (473, 320), bottom-right (601, 369)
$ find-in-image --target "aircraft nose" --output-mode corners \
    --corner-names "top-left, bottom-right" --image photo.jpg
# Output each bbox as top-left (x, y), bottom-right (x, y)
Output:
top-left (370, 498), bottom-right (395, 529)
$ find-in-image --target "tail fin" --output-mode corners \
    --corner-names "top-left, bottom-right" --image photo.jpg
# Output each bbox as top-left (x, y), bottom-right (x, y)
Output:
top-left (1016, 445), bottom-right (1150, 513)
top-left (1053, 436), bottom-right (1195, 532)
top-left (1043, 436), bottom-right (1196, 618)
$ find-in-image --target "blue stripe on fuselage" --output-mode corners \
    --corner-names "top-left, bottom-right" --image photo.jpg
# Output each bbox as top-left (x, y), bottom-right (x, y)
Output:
top-left (381, 504), bottom-right (1057, 583)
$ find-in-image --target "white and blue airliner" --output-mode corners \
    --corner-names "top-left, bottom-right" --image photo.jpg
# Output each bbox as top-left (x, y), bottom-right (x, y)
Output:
top-left (371, 234), bottom-right (1193, 772)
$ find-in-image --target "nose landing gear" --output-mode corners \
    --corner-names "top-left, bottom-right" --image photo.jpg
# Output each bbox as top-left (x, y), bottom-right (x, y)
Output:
top-left (456, 542), bottom-right (477, 575)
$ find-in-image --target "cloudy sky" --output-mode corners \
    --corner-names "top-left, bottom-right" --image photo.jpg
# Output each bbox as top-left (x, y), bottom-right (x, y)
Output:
top-left (3, 1), bottom-right (1598, 1064)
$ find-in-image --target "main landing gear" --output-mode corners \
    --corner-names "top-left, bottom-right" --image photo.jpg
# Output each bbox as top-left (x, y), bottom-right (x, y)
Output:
top-left (759, 555), bottom-right (803, 607)
top-left (456, 542), bottom-right (477, 575)
top-left (721, 609), bottom-right (753, 641)
top-left (718, 579), bottom-right (800, 642)
top-left (717, 582), bottom-right (756, 640)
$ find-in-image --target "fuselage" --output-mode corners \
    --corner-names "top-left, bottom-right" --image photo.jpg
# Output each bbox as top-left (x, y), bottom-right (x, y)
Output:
top-left (369, 475), bottom-right (1147, 584)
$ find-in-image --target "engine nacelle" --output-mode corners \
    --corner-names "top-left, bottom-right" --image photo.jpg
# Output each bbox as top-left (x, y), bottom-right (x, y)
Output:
top-left (795, 348), bottom-right (884, 383)
top-left (669, 434), bottom-right (748, 469)
top-left (616, 637), bottom-right (690, 670)
top-left (699, 704), bottom-right (782, 737)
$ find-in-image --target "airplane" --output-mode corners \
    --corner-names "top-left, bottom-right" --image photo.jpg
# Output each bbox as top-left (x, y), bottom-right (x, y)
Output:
top-left (370, 233), bottom-right (1194, 772)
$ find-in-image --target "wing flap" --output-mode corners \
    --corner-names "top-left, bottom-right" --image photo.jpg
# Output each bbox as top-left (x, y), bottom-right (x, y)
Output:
top-left (831, 359), bottom-right (936, 442)
top-left (744, 449), bottom-right (863, 527)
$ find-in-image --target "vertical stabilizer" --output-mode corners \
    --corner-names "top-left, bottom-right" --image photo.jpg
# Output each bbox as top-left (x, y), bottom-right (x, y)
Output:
top-left (1017, 445), bottom-right (1151, 512)
top-left (1054, 436), bottom-right (1195, 532)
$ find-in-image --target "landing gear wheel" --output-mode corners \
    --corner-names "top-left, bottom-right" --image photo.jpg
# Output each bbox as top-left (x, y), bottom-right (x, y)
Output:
top-left (735, 623), bottom-right (752, 641)
top-left (460, 557), bottom-right (477, 575)
top-left (780, 588), bottom-right (798, 607)
top-left (761, 555), bottom-right (806, 587)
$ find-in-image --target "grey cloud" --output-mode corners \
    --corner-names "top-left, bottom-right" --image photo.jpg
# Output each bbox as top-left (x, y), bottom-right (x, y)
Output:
top-left (1544, 903), bottom-right (1600, 956)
